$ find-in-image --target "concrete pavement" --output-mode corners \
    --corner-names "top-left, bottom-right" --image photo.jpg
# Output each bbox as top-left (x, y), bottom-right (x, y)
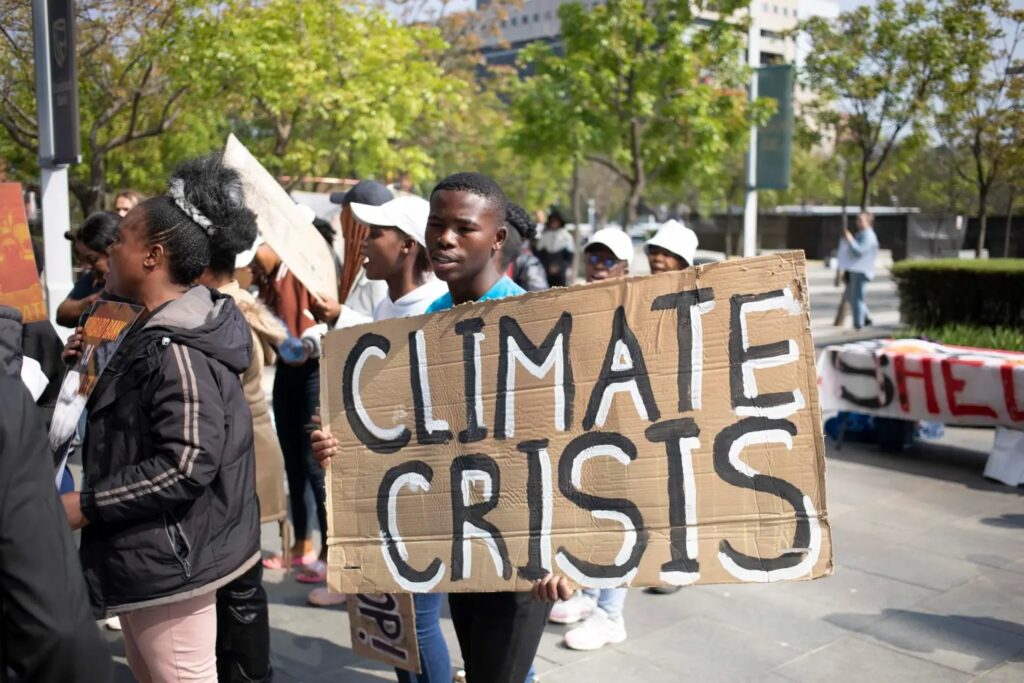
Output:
top-left (103, 425), bottom-right (1024, 682)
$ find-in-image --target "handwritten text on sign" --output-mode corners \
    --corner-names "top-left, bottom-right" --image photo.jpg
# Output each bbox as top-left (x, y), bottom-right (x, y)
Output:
top-left (322, 252), bottom-right (832, 593)
top-left (818, 338), bottom-right (1024, 428)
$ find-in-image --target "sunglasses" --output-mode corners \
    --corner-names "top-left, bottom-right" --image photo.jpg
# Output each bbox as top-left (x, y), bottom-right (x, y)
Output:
top-left (587, 253), bottom-right (622, 269)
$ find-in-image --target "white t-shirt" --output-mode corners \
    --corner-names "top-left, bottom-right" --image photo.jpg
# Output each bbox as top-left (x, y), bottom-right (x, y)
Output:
top-left (373, 277), bottom-right (449, 321)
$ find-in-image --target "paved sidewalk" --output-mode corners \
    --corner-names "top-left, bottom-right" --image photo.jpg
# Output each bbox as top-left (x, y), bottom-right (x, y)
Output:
top-left (103, 425), bottom-right (1024, 682)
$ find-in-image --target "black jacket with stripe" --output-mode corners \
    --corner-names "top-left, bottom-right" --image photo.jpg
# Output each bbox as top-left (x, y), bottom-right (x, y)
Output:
top-left (78, 287), bottom-right (261, 617)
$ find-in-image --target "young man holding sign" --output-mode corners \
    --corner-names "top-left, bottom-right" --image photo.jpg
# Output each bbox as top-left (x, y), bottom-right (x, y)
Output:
top-left (313, 173), bottom-right (571, 682)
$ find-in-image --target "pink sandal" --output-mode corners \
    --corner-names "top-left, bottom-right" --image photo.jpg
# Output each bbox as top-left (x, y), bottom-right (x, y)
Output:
top-left (262, 550), bottom-right (317, 570)
top-left (295, 560), bottom-right (327, 584)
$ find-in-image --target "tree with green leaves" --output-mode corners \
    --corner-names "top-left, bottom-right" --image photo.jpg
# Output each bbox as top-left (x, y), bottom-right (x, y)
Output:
top-left (0, 0), bottom-right (216, 214)
top-left (800, 0), bottom-right (957, 210)
top-left (935, 0), bottom-right (1024, 257)
top-left (509, 0), bottom-right (758, 229)
top-left (186, 0), bottom-right (462, 188)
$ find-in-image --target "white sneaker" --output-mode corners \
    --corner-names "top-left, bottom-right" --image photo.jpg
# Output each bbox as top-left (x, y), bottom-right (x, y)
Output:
top-left (104, 616), bottom-right (122, 631)
top-left (549, 592), bottom-right (596, 625)
top-left (563, 609), bottom-right (626, 651)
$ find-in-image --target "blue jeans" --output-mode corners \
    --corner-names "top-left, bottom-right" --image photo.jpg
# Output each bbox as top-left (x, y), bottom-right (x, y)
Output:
top-left (582, 588), bottom-right (627, 620)
top-left (847, 271), bottom-right (871, 329)
top-left (396, 594), bottom-right (450, 683)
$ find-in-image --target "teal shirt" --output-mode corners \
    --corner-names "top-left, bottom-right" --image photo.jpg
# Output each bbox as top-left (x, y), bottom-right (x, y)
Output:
top-left (426, 276), bottom-right (526, 313)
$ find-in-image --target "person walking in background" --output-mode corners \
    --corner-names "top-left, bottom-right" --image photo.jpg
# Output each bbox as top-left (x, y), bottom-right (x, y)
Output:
top-left (113, 189), bottom-right (144, 217)
top-left (645, 219), bottom-right (698, 274)
top-left (841, 212), bottom-right (879, 330)
top-left (502, 203), bottom-right (549, 292)
top-left (535, 208), bottom-right (575, 287)
top-left (56, 211), bottom-right (120, 328)
top-left (62, 155), bottom-right (261, 682)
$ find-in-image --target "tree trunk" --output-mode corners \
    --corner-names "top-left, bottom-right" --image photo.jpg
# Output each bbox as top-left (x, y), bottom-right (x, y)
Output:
top-left (976, 187), bottom-right (988, 259)
top-left (624, 179), bottom-right (644, 231)
top-left (1004, 190), bottom-right (1016, 258)
top-left (859, 163), bottom-right (871, 212)
top-left (570, 161), bottom-right (584, 283)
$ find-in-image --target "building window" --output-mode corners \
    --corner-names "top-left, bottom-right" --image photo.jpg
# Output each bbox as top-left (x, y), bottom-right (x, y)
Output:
top-left (762, 2), bottom-right (769, 10)
top-left (511, 17), bottom-right (517, 25)
top-left (545, 11), bottom-right (552, 19)
top-left (523, 15), bottom-right (529, 24)
top-left (534, 13), bottom-right (540, 21)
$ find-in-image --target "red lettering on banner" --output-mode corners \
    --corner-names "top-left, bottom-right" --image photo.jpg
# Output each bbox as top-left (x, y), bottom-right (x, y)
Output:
top-left (893, 355), bottom-right (939, 415)
top-left (1002, 365), bottom-right (1024, 422)
top-left (940, 358), bottom-right (997, 419)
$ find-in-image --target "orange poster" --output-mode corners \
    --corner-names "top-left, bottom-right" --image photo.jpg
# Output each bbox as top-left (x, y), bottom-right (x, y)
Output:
top-left (0, 183), bottom-right (46, 322)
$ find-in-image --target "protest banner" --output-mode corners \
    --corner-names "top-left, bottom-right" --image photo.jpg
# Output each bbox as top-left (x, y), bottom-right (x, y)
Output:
top-left (818, 339), bottom-right (1024, 429)
top-left (347, 593), bottom-right (419, 673)
top-left (222, 134), bottom-right (337, 298)
top-left (50, 300), bottom-right (143, 485)
top-left (0, 183), bottom-right (46, 323)
top-left (321, 252), bottom-right (832, 594)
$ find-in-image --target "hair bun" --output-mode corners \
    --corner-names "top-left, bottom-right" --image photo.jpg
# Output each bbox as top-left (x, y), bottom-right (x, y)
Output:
top-left (169, 153), bottom-right (257, 259)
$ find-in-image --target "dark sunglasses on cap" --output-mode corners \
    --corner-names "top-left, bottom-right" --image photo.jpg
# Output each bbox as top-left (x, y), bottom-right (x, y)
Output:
top-left (587, 253), bottom-right (622, 269)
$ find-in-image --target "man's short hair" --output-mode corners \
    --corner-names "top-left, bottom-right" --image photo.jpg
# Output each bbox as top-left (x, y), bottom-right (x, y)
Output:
top-left (858, 211), bottom-right (874, 226)
top-left (430, 172), bottom-right (507, 224)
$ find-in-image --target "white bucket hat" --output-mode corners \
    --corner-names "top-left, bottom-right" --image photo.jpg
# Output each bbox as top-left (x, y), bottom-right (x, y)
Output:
top-left (645, 219), bottom-right (698, 266)
top-left (585, 227), bottom-right (634, 263)
top-left (350, 195), bottom-right (430, 247)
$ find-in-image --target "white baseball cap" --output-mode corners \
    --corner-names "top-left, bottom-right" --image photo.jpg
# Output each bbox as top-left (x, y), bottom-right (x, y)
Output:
top-left (350, 195), bottom-right (430, 247)
top-left (585, 228), bottom-right (634, 262)
top-left (645, 220), bottom-right (698, 266)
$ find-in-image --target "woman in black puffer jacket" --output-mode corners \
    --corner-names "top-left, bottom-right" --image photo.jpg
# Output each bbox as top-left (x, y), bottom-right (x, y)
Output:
top-left (60, 154), bottom-right (260, 682)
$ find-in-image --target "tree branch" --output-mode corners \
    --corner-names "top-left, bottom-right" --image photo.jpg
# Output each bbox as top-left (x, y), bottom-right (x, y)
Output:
top-left (585, 154), bottom-right (631, 183)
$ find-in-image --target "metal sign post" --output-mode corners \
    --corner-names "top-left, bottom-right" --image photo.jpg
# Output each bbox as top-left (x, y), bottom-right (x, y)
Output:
top-left (32, 0), bottom-right (78, 334)
top-left (742, 12), bottom-right (760, 258)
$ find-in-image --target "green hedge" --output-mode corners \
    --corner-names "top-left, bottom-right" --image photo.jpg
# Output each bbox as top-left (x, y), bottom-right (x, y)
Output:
top-left (898, 324), bottom-right (1024, 351)
top-left (890, 259), bottom-right (1024, 329)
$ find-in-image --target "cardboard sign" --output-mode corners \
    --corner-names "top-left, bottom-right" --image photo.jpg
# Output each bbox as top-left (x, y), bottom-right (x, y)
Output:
top-left (322, 252), bottom-right (832, 593)
top-left (347, 594), bottom-right (420, 673)
top-left (222, 134), bottom-right (337, 298)
top-left (0, 183), bottom-right (46, 322)
top-left (50, 301), bottom-right (143, 481)
top-left (818, 338), bottom-right (1024, 428)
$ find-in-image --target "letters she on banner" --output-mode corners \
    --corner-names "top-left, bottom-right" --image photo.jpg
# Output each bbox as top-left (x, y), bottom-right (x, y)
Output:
top-left (818, 338), bottom-right (1024, 428)
top-left (321, 252), bottom-right (833, 594)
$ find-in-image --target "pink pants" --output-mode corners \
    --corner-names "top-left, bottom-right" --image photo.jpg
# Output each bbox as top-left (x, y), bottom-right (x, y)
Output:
top-left (120, 592), bottom-right (218, 683)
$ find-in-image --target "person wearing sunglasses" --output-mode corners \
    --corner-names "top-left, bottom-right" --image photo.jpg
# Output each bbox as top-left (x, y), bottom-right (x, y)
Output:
top-left (583, 227), bottom-right (633, 283)
top-left (547, 225), bottom-right (634, 652)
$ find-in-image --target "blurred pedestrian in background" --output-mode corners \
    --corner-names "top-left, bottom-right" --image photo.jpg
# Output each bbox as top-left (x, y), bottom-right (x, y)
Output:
top-left (56, 211), bottom-right (120, 328)
top-left (535, 208), bottom-right (575, 287)
top-left (840, 212), bottom-right (879, 330)
top-left (501, 202), bottom-right (549, 292)
top-left (113, 189), bottom-right (144, 217)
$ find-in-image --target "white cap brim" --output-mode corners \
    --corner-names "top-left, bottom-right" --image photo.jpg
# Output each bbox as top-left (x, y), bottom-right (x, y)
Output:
top-left (350, 196), bottom-right (429, 247)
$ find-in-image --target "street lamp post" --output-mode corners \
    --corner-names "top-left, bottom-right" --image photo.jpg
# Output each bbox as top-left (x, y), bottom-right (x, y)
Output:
top-left (32, 0), bottom-right (75, 335)
top-left (743, 9), bottom-right (760, 258)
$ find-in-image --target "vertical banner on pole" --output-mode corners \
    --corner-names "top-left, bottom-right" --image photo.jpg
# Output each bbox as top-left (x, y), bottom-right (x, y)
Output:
top-left (46, 0), bottom-right (80, 165)
top-left (756, 65), bottom-right (794, 191)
